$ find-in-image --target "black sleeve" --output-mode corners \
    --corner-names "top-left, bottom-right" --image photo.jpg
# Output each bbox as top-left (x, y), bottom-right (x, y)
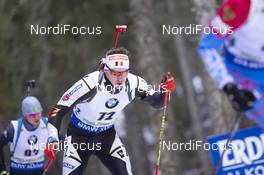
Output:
top-left (135, 88), bottom-right (165, 109)
top-left (48, 88), bottom-right (97, 132)
top-left (0, 123), bottom-right (14, 171)
top-left (48, 105), bottom-right (71, 132)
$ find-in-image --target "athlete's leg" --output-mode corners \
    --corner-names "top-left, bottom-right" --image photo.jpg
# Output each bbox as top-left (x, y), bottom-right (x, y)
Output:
top-left (95, 132), bottom-right (133, 175)
top-left (62, 132), bottom-right (94, 175)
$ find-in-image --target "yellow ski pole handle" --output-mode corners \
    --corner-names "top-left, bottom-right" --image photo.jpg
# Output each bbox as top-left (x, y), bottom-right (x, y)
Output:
top-left (159, 115), bottom-right (166, 139)
top-left (156, 114), bottom-right (166, 163)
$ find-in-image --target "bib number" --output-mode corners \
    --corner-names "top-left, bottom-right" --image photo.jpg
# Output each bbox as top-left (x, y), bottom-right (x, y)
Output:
top-left (98, 112), bottom-right (115, 121)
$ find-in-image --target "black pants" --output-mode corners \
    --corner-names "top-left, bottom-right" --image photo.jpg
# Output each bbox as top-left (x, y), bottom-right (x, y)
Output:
top-left (62, 123), bottom-right (132, 175)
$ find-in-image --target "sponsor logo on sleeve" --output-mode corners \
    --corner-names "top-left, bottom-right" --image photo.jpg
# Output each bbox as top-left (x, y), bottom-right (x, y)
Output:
top-left (62, 84), bottom-right (83, 101)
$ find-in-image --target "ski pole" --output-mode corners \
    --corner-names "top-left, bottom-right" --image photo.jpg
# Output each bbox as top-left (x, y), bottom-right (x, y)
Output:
top-left (213, 111), bottom-right (242, 175)
top-left (113, 25), bottom-right (127, 48)
top-left (155, 90), bottom-right (170, 175)
top-left (42, 157), bottom-right (53, 175)
top-left (42, 140), bottom-right (62, 175)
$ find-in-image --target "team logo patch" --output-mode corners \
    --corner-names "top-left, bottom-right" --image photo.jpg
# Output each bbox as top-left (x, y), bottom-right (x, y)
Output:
top-left (105, 98), bottom-right (119, 109)
top-left (28, 135), bottom-right (38, 145)
top-left (62, 84), bottom-right (83, 101)
top-left (63, 95), bottom-right (70, 101)
top-left (115, 61), bottom-right (124, 66)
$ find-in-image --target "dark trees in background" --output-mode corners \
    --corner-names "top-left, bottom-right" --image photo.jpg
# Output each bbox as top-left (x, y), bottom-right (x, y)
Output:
top-left (0, 0), bottom-right (255, 174)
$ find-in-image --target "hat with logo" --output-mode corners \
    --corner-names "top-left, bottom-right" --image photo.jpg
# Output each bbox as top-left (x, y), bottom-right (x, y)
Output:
top-left (104, 54), bottom-right (129, 70)
top-left (22, 96), bottom-right (43, 116)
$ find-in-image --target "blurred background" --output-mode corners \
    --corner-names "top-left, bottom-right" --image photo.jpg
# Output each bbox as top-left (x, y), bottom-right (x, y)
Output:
top-left (0, 0), bottom-right (256, 174)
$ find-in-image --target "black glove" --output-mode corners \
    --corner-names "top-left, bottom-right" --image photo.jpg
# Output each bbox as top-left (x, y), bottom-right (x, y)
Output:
top-left (223, 83), bottom-right (257, 111)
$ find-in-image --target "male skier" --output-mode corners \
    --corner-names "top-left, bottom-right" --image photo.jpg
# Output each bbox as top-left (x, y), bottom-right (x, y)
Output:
top-left (46, 47), bottom-right (175, 175)
top-left (0, 96), bottom-right (50, 175)
top-left (198, 0), bottom-right (264, 127)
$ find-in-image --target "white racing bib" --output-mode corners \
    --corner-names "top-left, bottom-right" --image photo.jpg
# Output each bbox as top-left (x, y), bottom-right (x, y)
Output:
top-left (9, 119), bottom-right (49, 170)
top-left (72, 72), bottom-right (139, 128)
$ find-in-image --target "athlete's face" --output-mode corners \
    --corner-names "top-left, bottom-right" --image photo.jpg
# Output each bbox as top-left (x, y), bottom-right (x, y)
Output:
top-left (105, 68), bottom-right (129, 86)
top-left (26, 112), bottom-right (42, 127)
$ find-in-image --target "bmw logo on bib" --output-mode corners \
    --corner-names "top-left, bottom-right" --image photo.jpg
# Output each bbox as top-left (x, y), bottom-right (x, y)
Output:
top-left (28, 135), bottom-right (38, 145)
top-left (105, 98), bottom-right (119, 109)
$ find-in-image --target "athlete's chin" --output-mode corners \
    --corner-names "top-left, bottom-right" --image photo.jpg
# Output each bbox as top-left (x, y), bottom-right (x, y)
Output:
top-left (33, 120), bottom-right (40, 126)
top-left (114, 81), bottom-right (124, 86)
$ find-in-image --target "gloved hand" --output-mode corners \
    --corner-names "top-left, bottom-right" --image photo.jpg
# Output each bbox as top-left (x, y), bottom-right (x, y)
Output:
top-left (223, 83), bottom-right (257, 111)
top-left (161, 72), bottom-right (176, 93)
top-left (44, 137), bottom-right (59, 161)
top-left (0, 171), bottom-right (9, 175)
